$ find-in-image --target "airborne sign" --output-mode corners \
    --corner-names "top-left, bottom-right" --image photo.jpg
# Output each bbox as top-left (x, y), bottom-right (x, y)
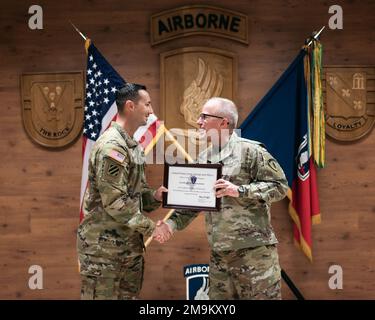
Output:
top-left (151, 5), bottom-right (248, 45)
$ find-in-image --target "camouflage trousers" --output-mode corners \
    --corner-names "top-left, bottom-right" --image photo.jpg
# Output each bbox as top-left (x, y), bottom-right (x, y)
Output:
top-left (79, 254), bottom-right (144, 300)
top-left (209, 245), bottom-right (281, 300)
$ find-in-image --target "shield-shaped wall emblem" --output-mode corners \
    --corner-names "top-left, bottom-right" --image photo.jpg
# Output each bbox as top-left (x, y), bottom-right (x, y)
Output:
top-left (323, 66), bottom-right (375, 141)
top-left (20, 72), bottom-right (84, 148)
top-left (160, 47), bottom-right (237, 160)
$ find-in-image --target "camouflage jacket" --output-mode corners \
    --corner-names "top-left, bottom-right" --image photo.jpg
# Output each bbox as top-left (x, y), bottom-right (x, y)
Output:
top-left (77, 122), bottom-right (160, 259)
top-left (167, 131), bottom-right (288, 252)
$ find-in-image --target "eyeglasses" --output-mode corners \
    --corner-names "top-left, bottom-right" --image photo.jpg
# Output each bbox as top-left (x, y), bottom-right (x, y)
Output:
top-left (198, 113), bottom-right (224, 120)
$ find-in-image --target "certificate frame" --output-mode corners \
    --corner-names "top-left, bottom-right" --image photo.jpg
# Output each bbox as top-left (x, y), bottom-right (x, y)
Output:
top-left (162, 163), bottom-right (222, 211)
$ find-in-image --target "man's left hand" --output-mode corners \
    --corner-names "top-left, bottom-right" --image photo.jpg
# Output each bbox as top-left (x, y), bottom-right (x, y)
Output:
top-left (214, 179), bottom-right (239, 198)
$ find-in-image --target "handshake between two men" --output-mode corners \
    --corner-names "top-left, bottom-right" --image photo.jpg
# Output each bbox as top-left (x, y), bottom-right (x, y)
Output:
top-left (151, 185), bottom-right (173, 244)
top-left (152, 220), bottom-right (173, 244)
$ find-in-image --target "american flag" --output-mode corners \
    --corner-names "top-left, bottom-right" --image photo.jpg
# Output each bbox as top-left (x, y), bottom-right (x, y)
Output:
top-left (80, 40), bottom-right (162, 221)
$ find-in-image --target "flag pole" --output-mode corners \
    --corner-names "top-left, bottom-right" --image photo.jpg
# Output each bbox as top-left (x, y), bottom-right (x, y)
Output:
top-left (306, 26), bottom-right (325, 47)
top-left (164, 126), bottom-right (195, 164)
top-left (69, 21), bottom-right (194, 247)
top-left (70, 21), bottom-right (87, 41)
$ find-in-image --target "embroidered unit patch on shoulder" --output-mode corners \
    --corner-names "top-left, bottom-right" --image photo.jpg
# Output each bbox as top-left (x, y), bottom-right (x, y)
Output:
top-left (102, 158), bottom-right (123, 183)
top-left (268, 159), bottom-right (279, 172)
top-left (108, 163), bottom-right (120, 176)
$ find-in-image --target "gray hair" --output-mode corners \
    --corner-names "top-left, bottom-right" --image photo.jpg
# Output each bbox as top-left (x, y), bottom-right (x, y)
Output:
top-left (206, 97), bottom-right (238, 129)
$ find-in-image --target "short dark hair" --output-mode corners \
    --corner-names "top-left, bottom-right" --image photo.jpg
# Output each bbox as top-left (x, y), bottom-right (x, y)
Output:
top-left (116, 83), bottom-right (147, 114)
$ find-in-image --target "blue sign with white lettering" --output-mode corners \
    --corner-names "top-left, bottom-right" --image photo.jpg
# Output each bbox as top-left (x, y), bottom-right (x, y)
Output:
top-left (183, 264), bottom-right (210, 300)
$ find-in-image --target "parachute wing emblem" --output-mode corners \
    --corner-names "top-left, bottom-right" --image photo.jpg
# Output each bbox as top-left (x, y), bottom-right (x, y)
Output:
top-left (180, 58), bottom-right (223, 128)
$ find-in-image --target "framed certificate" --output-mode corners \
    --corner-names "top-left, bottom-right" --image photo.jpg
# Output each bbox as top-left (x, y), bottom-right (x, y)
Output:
top-left (162, 163), bottom-right (222, 211)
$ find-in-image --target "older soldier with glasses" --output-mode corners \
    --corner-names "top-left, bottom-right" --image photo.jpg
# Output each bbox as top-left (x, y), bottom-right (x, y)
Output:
top-left (159, 97), bottom-right (288, 300)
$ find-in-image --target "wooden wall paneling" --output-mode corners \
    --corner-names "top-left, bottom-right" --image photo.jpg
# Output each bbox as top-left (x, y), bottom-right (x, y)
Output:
top-left (0, 0), bottom-right (374, 299)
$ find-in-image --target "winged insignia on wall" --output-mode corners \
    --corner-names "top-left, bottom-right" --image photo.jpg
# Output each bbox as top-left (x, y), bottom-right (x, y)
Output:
top-left (180, 58), bottom-right (223, 128)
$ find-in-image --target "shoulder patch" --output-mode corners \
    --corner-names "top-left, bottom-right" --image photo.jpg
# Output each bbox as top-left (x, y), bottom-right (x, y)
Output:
top-left (102, 158), bottom-right (123, 183)
top-left (108, 150), bottom-right (126, 164)
top-left (268, 159), bottom-right (279, 172)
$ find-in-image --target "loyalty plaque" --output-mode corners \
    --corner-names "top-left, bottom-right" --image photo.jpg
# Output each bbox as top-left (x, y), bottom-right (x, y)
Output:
top-left (323, 66), bottom-right (375, 141)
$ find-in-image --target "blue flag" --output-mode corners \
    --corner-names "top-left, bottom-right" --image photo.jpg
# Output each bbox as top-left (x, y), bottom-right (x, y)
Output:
top-left (239, 50), bottom-right (321, 261)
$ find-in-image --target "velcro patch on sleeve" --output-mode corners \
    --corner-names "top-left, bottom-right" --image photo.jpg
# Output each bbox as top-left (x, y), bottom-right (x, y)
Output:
top-left (108, 163), bottom-right (120, 176)
top-left (102, 158), bottom-right (123, 183)
top-left (268, 159), bottom-right (279, 172)
top-left (108, 150), bottom-right (126, 164)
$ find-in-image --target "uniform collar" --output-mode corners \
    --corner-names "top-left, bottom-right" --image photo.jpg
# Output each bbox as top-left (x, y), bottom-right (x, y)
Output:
top-left (200, 131), bottom-right (240, 163)
top-left (111, 122), bottom-right (138, 149)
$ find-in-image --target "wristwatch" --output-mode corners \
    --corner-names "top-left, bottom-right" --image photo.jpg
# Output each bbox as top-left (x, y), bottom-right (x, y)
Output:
top-left (237, 185), bottom-right (246, 198)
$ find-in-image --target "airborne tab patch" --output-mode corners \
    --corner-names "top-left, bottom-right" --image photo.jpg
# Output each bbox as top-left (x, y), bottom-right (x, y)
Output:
top-left (109, 150), bottom-right (126, 163)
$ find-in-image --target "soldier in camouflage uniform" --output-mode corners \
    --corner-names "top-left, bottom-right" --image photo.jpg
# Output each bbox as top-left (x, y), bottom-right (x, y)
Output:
top-left (164, 97), bottom-right (288, 300)
top-left (77, 83), bottom-right (168, 300)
